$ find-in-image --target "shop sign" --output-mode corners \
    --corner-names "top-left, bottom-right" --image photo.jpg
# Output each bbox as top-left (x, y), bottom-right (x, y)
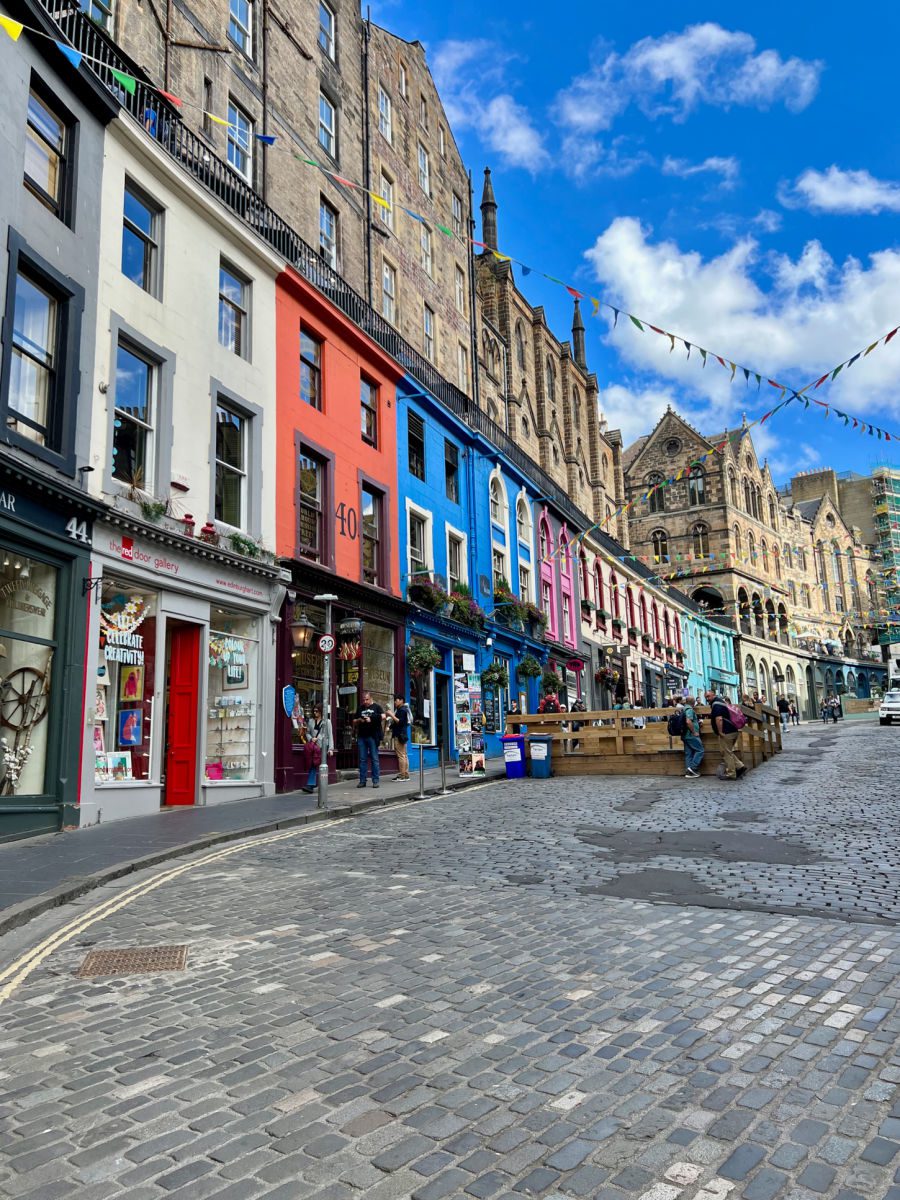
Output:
top-left (0, 487), bottom-right (93, 544)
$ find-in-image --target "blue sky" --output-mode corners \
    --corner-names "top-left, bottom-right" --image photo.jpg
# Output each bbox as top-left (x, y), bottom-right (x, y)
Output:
top-left (373, 1), bottom-right (900, 485)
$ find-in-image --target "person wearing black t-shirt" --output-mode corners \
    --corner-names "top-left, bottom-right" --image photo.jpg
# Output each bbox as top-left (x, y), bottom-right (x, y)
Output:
top-left (353, 691), bottom-right (384, 787)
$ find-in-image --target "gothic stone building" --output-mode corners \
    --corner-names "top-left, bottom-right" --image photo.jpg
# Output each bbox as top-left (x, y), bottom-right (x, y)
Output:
top-left (474, 169), bottom-right (627, 543)
top-left (623, 409), bottom-right (886, 714)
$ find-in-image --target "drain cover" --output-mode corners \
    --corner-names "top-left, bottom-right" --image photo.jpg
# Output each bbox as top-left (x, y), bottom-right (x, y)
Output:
top-left (79, 945), bottom-right (188, 978)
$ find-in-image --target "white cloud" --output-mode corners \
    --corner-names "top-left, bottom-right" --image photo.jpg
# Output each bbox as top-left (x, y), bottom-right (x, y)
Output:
top-left (599, 382), bottom-right (679, 446)
top-left (554, 23), bottom-right (822, 135)
top-left (662, 155), bottom-right (740, 187)
top-left (780, 166), bottom-right (900, 215)
top-left (584, 217), bottom-right (900, 432)
top-left (752, 209), bottom-right (783, 233)
top-left (430, 39), bottom-right (548, 171)
top-left (563, 135), bottom-right (654, 182)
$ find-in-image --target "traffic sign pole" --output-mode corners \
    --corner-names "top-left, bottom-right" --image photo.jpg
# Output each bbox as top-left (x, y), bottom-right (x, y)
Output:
top-left (314, 593), bottom-right (338, 811)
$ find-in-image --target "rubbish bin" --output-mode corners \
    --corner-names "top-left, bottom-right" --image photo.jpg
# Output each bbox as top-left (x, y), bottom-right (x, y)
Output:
top-left (501, 734), bottom-right (526, 779)
top-left (528, 734), bottom-right (554, 778)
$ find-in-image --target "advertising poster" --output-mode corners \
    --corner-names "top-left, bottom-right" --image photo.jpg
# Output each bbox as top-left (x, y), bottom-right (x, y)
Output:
top-left (454, 669), bottom-right (486, 778)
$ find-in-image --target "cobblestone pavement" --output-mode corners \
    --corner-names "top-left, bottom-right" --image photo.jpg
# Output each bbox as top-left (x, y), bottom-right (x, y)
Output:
top-left (1, 721), bottom-right (899, 1200)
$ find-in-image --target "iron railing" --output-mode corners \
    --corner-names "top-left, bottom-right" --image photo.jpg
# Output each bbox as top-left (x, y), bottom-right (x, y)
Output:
top-left (48, 6), bottom-right (594, 533)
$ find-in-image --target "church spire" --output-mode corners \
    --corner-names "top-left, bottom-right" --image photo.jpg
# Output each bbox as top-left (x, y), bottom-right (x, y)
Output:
top-left (480, 167), bottom-right (498, 250)
top-left (572, 298), bottom-right (586, 369)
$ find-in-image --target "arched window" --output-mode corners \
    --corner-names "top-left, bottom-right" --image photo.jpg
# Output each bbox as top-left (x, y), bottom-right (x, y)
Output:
top-left (733, 525), bottom-right (742, 557)
top-left (545, 358), bottom-right (556, 405)
top-left (539, 517), bottom-right (552, 559)
top-left (595, 562), bottom-right (607, 614)
top-left (610, 571), bottom-right (620, 619)
top-left (559, 531), bottom-right (571, 576)
top-left (652, 603), bottom-right (661, 642)
top-left (761, 539), bottom-right (769, 573)
top-left (647, 473), bottom-right (665, 514)
top-left (651, 529), bottom-right (669, 561)
top-left (580, 549), bottom-right (589, 598)
top-left (768, 494), bottom-right (777, 528)
top-left (516, 497), bottom-right (531, 544)
top-left (788, 580), bottom-right (797, 604)
top-left (692, 523), bottom-right (709, 558)
top-left (639, 594), bottom-right (649, 634)
top-left (755, 485), bottom-right (762, 520)
top-left (748, 531), bottom-right (756, 562)
top-left (674, 614), bottom-right (682, 652)
top-left (801, 583), bottom-right (811, 608)
top-left (490, 477), bottom-right (503, 523)
top-left (515, 322), bottom-right (526, 371)
top-left (774, 544), bottom-right (781, 580)
top-left (743, 478), bottom-right (753, 513)
top-left (626, 587), bottom-right (636, 629)
top-left (744, 655), bottom-right (758, 692)
top-left (729, 468), bottom-right (738, 506)
top-left (572, 388), bottom-right (581, 428)
top-left (663, 609), bottom-right (672, 647)
top-left (689, 466), bottom-right (705, 506)
top-left (867, 572), bottom-right (879, 606)
top-left (522, 415), bottom-right (529, 438)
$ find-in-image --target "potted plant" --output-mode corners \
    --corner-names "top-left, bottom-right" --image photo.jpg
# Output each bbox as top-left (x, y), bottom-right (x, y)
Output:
top-left (481, 662), bottom-right (509, 690)
top-left (407, 640), bottom-right (441, 678)
top-left (516, 654), bottom-right (543, 681)
top-left (596, 608), bottom-right (611, 621)
top-left (448, 587), bottom-right (486, 629)
top-left (665, 644), bottom-right (676, 656)
top-left (627, 625), bottom-right (640, 638)
top-left (611, 616), bottom-right (624, 631)
top-left (227, 530), bottom-right (262, 558)
top-left (139, 497), bottom-right (168, 523)
top-left (408, 574), bottom-right (450, 612)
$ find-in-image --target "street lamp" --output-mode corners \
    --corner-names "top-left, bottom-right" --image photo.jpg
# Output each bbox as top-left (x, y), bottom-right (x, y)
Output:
top-left (290, 611), bottom-right (315, 649)
top-left (314, 593), bottom-right (338, 810)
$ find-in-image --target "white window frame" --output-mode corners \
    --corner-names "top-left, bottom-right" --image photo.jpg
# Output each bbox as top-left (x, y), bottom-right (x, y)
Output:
top-left (452, 192), bottom-right (463, 237)
top-left (454, 265), bottom-right (465, 314)
top-left (227, 98), bottom-right (253, 180)
top-left (516, 494), bottom-right (532, 546)
top-left (319, 198), bottom-right (338, 268)
top-left (417, 142), bottom-right (430, 194)
top-left (445, 523), bottom-right (468, 590)
top-left (420, 224), bottom-right (432, 276)
top-left (379, 171), bottom-right (394, 230)
top-left (218, 258), bottom-right (250, 359)
top-left (406, 499), bottom-right (434, 578)
top-left (378, 86), bottom-right (392, 143)
top-left (227, 0), bottom-right (252, 57)
top-left (492, 542), bottom-right (509, 589)
top-left (318, 0), bottom-right (335, 59)
top-left (423, 303), bottom-right (435, 361)
top-left (439, 124), bottom-right (446, 156)
top-left (399, 62), bottom-right (408, 97)
top-left (382, 259), bottom-right (396, 323)
top-left (214, 399), bottom-right (247, 530)
top-left (519, 563), bottom-right (531, 602)
top-left (457, 342), bottom-right (468, 391)
top-left (318, 92), bottom-right (336, 157)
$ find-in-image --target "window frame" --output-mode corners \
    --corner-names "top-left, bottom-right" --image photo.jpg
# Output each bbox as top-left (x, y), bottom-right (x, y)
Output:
top-left (378, 86), bottom-right (393, 143)
top-left (226, 97), bottom-right (253, 181)
top-left (23, 80), bottom-right (74, 223)
top-left (423, 303), bottom-right (435, 362)
top-left (454, 265), bottom-right (466, 314)
top-left (318, 92), bottom-right (337, 159)
top-left (295, 437), bottom-right (332, 566)
top-left (300, 326), bottom-right (323, 411)
top-left (227, 0), bottom-right (253, 58)
top-left (417, 142), bottom-right (430, 194)
top-left (451, 192), bottom-right (463, 237)
top-left (446, 524), bottom-right (467, 590)
top-left (319, 197), bottom-right (338, 268)
top-left (444, 439), bottom-right (459, 503)
top-left (217, 258), bottom-right (250, 359)
top-left (360, 480), bottom-right (386, 587)
top-left (318, 0), bottom-right (335, 59)
top-left (121, 177), bottom-right (163, 298)
top-left (381, 258), bottom-right (397, 323)
top-left (210, 382), bottom-right (262, 537)
top-left (408, 409), bottom-right (426, 481)
top-left (456, 342), bottom-right (468, 391)
top-left (212, 398), bottom-right (247, 531)
top-left (420, 223), bottom-right (433, 276)
top-left (406, 498), bottom-right (432, 580)
top-left (0, 233), bottom-right (83, 474)
top-left (103, 314), bottom-right (174, 497)
top-left (360, 376), bottom-right (379, 448)
top-left (379, 171), bottom-right (394, 230)
top-left (111, 338), bottom-right (157, 491)
top-left (399, 62), bottom-right (408, 97)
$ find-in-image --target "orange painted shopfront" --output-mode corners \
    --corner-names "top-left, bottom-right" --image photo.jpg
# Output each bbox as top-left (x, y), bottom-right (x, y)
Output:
top-left (274, 267), bottom-right (406, 789)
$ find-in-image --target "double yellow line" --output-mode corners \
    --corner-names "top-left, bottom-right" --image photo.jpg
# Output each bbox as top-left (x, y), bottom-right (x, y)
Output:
top-left (0, 821), bottom-right (349, 1005)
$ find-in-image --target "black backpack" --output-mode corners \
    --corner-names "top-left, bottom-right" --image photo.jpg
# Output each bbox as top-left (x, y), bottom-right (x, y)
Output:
top-left (667, 710), bottom-right (686, 737)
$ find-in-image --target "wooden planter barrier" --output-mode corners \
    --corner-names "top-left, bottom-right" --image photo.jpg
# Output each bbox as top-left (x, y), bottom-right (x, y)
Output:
top-left (507, 704), bottom-right (782, 777)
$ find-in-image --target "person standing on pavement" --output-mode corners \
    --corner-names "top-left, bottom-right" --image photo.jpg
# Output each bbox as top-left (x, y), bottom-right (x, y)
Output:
top-left (681, 696), bottom-right (704, 778)
top-left (789, 699), bottom-right (800, 726)
top-left (820, 698), bottom-right (830, 724)
top-left (704, 689), bottom-right (746, 781)
top-left (777, 694), bottom-right (790, 733)
top-left (353, 691), bottom-right (384, 788)
top-left (301, 704), bottom-right (331, 794)
top-left (386, 693), bottom-right (411, 781)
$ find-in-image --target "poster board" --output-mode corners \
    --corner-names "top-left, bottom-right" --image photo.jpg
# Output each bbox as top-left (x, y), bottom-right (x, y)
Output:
top-left (454, 669), bottom-right (486, 777)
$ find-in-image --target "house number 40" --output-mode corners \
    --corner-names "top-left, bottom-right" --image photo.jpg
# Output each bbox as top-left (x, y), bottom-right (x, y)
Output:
top-left (335, 502), bottom-right (358, 540)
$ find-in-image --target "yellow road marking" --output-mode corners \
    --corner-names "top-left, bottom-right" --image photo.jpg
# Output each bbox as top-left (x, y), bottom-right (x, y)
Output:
top-left (0, 777), bottom-right (501, 1006)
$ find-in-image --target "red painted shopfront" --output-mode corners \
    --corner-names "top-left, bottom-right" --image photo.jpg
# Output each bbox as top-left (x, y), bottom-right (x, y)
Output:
top-left (273, 267), bottom-right (406, 791)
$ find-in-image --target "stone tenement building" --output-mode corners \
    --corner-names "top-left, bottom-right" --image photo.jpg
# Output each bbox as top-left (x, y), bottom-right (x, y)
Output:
top-left (623, 410), bottom-right (885, 712)
top-left (474, 171), bottom-right (627, 544)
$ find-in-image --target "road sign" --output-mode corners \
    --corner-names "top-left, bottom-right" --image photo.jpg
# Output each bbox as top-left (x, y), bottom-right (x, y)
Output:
top-left (318, 633), bottom-right (336, 654)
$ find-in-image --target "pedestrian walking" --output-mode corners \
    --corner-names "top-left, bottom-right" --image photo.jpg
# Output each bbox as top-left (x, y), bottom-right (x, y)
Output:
top-left (830, 695), bottom-right (840, 724)
top-left (704, 689), bottom-right (746, 781)
top-left (680, 696), bottom-right (704, 778)
top-left (789, 699), bottom-right (800, 726)
top-left (820, 698), bottom-right (830, 724)
top-left (353, 690), bottom-right (384, 788)
top-left (301, 704), bottom-right (331, 793)
top-left (776, 694), bottom-right (790, 733)
top-left (386, 693), bottom-right (411, 780)
top-left (570, 697), bottom-right (586, 750)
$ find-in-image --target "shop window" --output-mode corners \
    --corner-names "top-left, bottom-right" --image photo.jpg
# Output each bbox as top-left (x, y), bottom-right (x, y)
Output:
top-left (206, 608), bottom-right (259, 781)
top-left (94, 582), bottom-right (157, 782)
top-left (289, 600), bottom-right (325, 747)
top-left (362, 623), bottom-right (394, 731)
top-left (0, 552), bottom-right (57, 797)
top-left (409, 644), bottom-right (434, 746)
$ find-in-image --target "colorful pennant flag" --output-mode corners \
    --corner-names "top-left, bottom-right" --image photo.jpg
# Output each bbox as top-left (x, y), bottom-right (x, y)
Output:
top-left (111, 68), bottom-right (136, 95)
top-left (0, 14), bottom-right (24, 39)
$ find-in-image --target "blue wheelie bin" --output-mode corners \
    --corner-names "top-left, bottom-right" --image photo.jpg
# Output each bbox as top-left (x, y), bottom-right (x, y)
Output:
top-left (528, 734), bottom-right (554, 778)
top-left (501, 734), bottom-right (526, 779)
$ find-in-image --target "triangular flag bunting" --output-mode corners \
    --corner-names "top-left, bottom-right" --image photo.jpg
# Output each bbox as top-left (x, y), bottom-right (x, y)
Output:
top-left (55, 42), bottom-right (82, 69)
top-left (629, 315), bottom-right (644, 331)
top-left (370, 194), bottom-right (389, 209)
top-left (436, 224), bottom-right (453, 237)
top-left (159, 89), bottom-right (182, 106)
top-left (0, 14), bottom-right (24, 39)
top-left (210, 113), bottom-right (231, 127)
top-left (566, 286), bottom-right (584, 300)
top-left (111, 68), bottom-right (136, 95)
top-left (886, 328), bottom-right (899, 344)
top-left (256, 134), bottom-right (277, 146)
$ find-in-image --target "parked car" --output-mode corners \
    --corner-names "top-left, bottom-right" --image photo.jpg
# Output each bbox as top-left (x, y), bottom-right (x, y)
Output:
top-left (879, 690), bottom-right (900, 725)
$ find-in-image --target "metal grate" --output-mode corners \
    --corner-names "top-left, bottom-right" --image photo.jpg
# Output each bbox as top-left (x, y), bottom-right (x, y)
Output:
top-left (79, 945), bottom-right (188, 978)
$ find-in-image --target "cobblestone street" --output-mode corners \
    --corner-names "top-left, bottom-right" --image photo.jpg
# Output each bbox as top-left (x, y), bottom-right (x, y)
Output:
top-left (2, 721), bottom-right (900, 1200)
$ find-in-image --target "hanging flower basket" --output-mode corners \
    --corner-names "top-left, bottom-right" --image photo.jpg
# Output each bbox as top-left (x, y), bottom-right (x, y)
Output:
top-left (407, 640), bottom-right (441, 678)
top-left (481, 663), bottom-right (509, 689)
top-left (516, 653), bottom-right (543, 680)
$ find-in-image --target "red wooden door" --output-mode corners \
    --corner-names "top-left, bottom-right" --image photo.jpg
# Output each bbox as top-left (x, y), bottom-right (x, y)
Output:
top-left (164, 624), bottom-right (201, 805)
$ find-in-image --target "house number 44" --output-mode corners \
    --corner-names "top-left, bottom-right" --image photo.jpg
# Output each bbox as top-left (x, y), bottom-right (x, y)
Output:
top-left (65, 518), bottom-right (91, 544)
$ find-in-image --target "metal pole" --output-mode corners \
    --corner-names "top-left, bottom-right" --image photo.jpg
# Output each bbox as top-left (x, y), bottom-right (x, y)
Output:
top-left (437, 741), bottom-right (451, 795)
top-left (414, 743), bottom-right (427, 800)
top-left (317, 597), bottom-right (333, 810)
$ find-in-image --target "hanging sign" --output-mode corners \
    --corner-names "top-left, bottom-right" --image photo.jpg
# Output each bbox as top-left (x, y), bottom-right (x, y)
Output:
top-left (281, 685), bottom-right (296, 719)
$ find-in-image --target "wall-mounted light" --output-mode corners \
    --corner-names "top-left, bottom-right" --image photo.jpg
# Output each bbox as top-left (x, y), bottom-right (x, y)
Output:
top-left (290, 612), bottom-right (316, 649)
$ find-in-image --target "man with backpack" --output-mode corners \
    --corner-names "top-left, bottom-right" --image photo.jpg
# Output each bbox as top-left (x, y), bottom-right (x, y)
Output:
top-left (704, 689), bottom-right (747, 781)
top-left (669, 697), bottom-right (704, 778)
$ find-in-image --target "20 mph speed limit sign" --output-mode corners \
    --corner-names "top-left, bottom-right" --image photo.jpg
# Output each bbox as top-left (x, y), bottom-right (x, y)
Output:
top-left (318, 634), bottom-right (336, 654)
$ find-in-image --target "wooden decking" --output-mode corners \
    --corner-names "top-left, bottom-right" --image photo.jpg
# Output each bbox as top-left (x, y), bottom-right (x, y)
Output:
top-left (507, 705), bottom-right (782, 777)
